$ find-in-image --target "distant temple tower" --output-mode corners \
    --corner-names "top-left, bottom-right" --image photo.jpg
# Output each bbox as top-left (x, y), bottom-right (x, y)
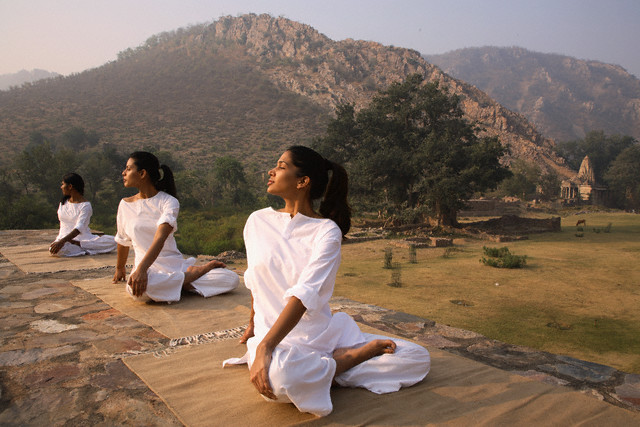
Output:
top-left (560, 155), bottom-right (609, 205)
top-left (577, 155), bottom-right (596, 184)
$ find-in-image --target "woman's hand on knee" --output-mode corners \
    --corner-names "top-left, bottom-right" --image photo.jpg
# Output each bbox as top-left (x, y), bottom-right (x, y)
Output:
top-left (250, 343), bottom-right (276, 400)
top-left (128, 268), bottom-right (148, 297)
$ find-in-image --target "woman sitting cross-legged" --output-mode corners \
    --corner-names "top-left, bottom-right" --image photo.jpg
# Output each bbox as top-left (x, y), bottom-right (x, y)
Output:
top-left (224, 146), bottom-right (430, 417)
top-left (49, 172), bottom-right (117, 257)
top-left (112, 151), bottom-right (239, 303)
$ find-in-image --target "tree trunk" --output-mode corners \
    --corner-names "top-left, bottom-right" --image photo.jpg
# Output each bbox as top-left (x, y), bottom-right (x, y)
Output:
top-left (436, 202), bottom-right (459, 227)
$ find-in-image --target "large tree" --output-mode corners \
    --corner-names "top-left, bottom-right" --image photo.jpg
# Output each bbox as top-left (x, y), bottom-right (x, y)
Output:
top-left (604, 144), bottom-right (640, 211)
top-left (315, 73), bottom-right (510, 226)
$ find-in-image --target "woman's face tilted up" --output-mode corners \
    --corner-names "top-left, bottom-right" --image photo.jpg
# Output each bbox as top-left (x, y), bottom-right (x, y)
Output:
top-left (267, 151), bottom-right (306, 199)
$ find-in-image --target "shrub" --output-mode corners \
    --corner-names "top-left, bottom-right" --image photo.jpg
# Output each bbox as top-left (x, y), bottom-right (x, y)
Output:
top-left (481, 246), bottom-right (527, 268)
top-left (408, 244), bottom-right (417, 264)
top-left (383, 247), bottom-right (393, 269)
top-left (482, 246), bottom-right (510, 258)
top-left (387, 262), bottom-right (402, 287)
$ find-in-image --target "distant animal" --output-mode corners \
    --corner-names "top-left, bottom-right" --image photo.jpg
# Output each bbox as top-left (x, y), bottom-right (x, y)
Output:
top-left (576, 219), bottom-right (586, 227)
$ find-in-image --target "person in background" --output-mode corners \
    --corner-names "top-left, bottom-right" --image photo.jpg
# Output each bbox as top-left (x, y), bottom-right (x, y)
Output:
top-left (225, 146), bottom-right (430, 417)
top-left (49, 172), bottom-right (117, 257)
top-left (112, 151), bottom-right (238, 303)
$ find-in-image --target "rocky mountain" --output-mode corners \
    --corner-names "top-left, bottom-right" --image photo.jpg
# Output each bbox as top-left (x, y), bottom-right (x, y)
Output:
top-left (0, 14), bottom-right (575, 178)
top-left (425, 46), bottom-right (640, 143)
top-left (0, 69), bottom-right (60, 91)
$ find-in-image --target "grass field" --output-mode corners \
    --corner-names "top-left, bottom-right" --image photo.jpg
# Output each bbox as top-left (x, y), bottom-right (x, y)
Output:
top-left (335, 212), bottom-right (640, 374)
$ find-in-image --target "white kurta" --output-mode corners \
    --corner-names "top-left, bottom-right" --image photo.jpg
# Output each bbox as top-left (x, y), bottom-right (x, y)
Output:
top-left (53, 201), bottom-right (116, 257)
top-left (114, 191), bottom-right (239, 302)
top-left (229, 208), bottom-right (430, 417)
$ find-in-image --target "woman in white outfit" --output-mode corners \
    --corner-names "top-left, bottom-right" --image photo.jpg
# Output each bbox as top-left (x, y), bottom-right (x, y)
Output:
top-left (227, 146), bottom-right (430, 417)
top-left (112, 151), bottom-right (239, 303)
top-left (49, 173), bottom-right (116, 257)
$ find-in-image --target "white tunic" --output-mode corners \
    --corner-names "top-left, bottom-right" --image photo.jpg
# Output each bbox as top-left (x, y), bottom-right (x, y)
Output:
top-left (114, 191), bottom-right (239, 302)
top-left (231, 208), bottom-right (430, 417)
top-left (54, 201), bottom-right (116, 257)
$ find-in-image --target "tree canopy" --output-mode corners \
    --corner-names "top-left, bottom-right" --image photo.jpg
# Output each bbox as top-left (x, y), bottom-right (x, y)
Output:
top-left (314, 73), bottom-right (511, 226)
top-left (556, 131), bottom-right (636, 184)
top-left (605, 144), bottom-right (640, 211)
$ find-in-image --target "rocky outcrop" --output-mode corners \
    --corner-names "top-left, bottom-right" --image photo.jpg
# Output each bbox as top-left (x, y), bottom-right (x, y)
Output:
top-left (426, 46), bottom-right (640, 143)
top-left (179, 15), bottom-right (576, 177)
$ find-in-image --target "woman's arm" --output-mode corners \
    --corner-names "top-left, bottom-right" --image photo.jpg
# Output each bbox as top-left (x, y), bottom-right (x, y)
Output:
top-left (250, 296), bottom-right (306, 399)
top-left (112, 243), bottom-right (130, 283)
top-left (127, 222), bottom-right (173, 296)
top-left (49, 228), bottom-right (81, 254)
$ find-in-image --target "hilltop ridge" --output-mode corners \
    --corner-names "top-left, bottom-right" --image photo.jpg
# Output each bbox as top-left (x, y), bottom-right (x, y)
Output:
top-left (426, 46), bottom-right (640, 143)
top-left (0, 14), bottom-right (574, 178)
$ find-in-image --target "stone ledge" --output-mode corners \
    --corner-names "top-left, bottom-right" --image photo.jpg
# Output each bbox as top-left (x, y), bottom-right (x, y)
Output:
top-left (329, 297), bottom-right (640, 413)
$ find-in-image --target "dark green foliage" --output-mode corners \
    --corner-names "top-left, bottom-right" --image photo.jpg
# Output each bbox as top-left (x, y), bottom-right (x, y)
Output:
top-left (315, 73), bottom-right (510, 226)
top-left (175, 210), bottom-right (248, 256)
top-left (482, 246), bottom-right (511, 258)
top-left (556, 131), bottom-right (636, 184)
top-left (604, 144), bottom-right (640, 211)
top-left (481, 246), bottom-right (527, 268)
top-left (497, 159), bottom-right (539, 200)
top-left (537, 171), bottom-right (561, 201)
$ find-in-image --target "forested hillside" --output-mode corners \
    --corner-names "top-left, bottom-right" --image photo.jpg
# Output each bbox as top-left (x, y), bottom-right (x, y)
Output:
top-left (425, 46), bottom-right (640, 143)
top-left (0, 14), bottom-right (574, 178)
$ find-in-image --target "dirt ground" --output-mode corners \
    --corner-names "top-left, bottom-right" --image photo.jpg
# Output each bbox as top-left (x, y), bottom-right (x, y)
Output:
top-left (338, 212), bottom-right (640, 373)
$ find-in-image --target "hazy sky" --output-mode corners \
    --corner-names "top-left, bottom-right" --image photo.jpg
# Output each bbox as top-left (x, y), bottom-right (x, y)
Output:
top-left (1, 0), bottom-right (639, 78)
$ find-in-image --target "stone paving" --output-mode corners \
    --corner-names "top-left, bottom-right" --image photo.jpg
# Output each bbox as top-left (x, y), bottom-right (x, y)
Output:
top-left (1, 230), bottom-right (638, 425)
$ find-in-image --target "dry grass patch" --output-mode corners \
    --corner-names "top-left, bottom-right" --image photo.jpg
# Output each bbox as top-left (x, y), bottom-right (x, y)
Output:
top-left (337, 212), bottom-right (640, 373)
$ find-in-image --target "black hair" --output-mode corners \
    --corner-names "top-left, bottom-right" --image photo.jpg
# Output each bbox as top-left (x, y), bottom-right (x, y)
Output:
top-left (60, 172), bottom-right (85, 205)
top-left (129, 151), bottom-right (177, 198)
top-left (287, 145), bottom-right (351, 236)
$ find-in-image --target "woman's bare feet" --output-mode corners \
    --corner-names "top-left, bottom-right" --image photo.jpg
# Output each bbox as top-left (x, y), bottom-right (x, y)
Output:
top-left (183, 260), bottom-right (227, 288)
top-left (333, 339), bottom-right (396, 377)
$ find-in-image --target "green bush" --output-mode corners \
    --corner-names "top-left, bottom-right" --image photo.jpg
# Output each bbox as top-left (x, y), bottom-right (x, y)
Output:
top-left (481, 246), bottom-right (527, 268)
top-left (482, 246), bottom-right (511, 258)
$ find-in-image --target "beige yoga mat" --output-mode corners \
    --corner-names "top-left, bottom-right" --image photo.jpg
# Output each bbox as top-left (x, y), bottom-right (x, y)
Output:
top-left (123, 327), bottom-right (640, 426)
top-left (0, 244), bottom-right (125, 274)
top-left (71, 277), bottom-right (251, 338)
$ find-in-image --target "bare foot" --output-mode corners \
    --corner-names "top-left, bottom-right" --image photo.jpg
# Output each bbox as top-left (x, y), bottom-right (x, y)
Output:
top-left (183, 260), bottom-right (227, 286)
top-left (333, 339), bottom-right (396, 376)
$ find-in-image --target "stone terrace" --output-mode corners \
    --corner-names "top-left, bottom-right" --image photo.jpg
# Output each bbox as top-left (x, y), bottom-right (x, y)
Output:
top-left (0, 230), bottom-right (638, 425)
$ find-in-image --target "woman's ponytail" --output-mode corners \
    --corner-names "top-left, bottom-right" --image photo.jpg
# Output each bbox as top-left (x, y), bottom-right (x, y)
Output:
top-left (319, 160), bottom-right (351, 237)
top-left (156, 164), bottom-right (177, 198)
